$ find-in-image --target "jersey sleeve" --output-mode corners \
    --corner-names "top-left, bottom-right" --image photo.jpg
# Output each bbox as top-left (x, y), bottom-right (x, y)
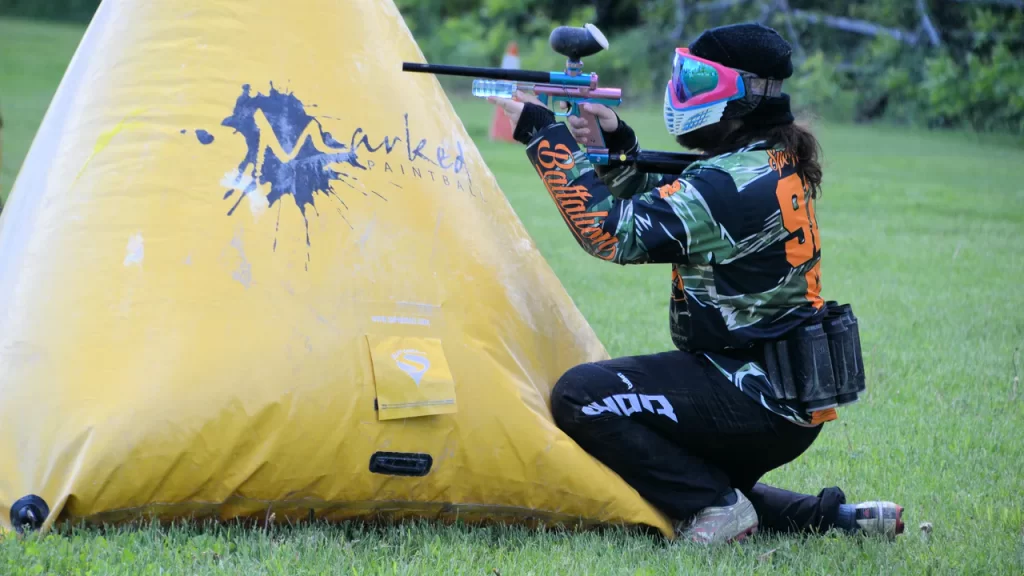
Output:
top-left (524, 121), bottom-right (736, 266)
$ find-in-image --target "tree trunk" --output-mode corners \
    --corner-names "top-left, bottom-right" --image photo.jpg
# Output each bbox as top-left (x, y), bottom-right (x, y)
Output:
top-left (951, 0), bottom-right (1023, 8)
top-left (917, 0), bottom-right (943, 47)
top-left (776, 0), bottom-right (806, 62)
top-left (790, 9), bottom-right (920, 46)
top-left (671, 0), bottom-right (688, 41)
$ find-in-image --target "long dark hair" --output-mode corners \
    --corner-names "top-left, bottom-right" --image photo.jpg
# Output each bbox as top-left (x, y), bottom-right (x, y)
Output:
top-left (678, 118), bottom-right (825, 199)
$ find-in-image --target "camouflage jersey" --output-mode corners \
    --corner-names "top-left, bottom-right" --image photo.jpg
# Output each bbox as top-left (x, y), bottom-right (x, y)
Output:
top-left (522, 118), bottom-right (828, 426)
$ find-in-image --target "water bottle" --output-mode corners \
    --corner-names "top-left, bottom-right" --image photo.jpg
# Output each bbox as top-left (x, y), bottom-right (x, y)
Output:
top-left (472, 79), bottom-right (518, 98)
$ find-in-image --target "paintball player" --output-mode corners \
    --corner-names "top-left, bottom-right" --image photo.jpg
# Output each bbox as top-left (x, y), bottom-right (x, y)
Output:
top-left (489, 23), bottom-right (905, 544)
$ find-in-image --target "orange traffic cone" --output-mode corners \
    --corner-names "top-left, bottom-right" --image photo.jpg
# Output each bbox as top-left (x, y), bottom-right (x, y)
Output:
top-left (489, 42), bottom-right (519, 143)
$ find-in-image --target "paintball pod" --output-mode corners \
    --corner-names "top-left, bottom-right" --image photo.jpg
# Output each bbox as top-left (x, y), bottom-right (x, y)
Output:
top-left (402, 24), bottom-right (703, 173)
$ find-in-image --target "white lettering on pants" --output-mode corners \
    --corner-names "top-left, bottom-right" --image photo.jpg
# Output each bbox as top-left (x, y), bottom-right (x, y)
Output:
top-left (581, 394), bottom-right (678, 423)
top-left (640, 394), bottom-right (678, 423)
top-left (580, 396), bottom-right (622, 416)
top-left (614, 393), bottom-right (642, 416)
top-left (617, 372), bottom-right (634, 390)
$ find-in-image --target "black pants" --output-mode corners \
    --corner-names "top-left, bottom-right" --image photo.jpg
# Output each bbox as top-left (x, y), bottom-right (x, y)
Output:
top-left (551, 350), bottom-right (847, 534)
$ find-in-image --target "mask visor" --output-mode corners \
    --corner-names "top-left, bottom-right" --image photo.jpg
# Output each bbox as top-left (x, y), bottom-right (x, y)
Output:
top-left (673, 52), bottom-right (720, 102)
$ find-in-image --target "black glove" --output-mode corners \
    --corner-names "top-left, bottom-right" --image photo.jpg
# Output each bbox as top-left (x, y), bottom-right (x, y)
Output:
top-left (513, 103), bottom-right (558, 145)
top-left (601, 112), bottom-right (639, 154)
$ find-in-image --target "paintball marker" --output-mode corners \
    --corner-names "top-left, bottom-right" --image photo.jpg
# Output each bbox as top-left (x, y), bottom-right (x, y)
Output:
top-left (402, 24), bottom-right (704, 174)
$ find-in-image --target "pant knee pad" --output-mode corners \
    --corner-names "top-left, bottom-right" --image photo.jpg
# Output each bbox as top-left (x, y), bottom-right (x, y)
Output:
top-left (550, 362), bottom-right (613, 427)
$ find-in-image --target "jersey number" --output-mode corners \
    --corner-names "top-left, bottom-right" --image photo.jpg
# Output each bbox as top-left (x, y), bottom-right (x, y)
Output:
top-left (775, 173), bottom-right (823, 309)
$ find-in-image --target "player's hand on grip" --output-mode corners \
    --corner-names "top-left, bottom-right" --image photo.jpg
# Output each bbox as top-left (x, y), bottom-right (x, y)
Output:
top-left (567, 103), bottom-right (618, 143)
top-left (487, 90), bottom-right (547, 130)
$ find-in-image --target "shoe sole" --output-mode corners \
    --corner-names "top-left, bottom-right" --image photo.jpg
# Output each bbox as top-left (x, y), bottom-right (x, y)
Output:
top-left (727, 523), bottom-right (758, 544)
top-left (894, 506), bottom-right (905, 536)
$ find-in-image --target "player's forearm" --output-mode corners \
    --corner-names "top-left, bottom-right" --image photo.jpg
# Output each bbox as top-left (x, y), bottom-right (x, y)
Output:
top-left (516, 104), bottom-right (701, 266)
top-left (522, 121), bottom-right (625, 262)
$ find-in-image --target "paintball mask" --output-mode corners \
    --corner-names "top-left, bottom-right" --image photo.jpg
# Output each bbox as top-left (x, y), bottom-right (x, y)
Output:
top-left (663, 48), bottom-right (786, 136)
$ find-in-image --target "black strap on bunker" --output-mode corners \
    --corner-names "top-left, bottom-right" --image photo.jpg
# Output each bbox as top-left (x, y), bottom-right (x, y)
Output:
top-left (762, 301), bottom-right (866, 413)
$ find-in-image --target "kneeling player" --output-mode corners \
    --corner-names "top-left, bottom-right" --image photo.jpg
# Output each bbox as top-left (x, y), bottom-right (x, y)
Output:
top-left (489, 23), bottom-right (904, 544)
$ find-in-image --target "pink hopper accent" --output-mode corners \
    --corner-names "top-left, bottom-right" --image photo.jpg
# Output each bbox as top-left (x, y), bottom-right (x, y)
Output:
top-left (667, 48), bottom-right (742, 110)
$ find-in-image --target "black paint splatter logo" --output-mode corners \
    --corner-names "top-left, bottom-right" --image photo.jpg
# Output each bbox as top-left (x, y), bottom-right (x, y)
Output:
top-left (185, 82), bottom-right (480, 271)
top-left (189, 83), bottom-right (369, 267)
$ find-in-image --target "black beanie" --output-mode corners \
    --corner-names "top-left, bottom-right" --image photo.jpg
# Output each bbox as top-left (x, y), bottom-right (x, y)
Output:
top-left (688, 23), bottom-right (795, 127)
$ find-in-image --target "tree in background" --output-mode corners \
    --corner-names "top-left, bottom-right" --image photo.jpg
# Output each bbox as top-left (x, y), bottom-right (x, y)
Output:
top-left (593, 0), bottom-right (640, 33)
top-left (4, 0), bottom-right (1022, 134)
top-left (398, 0), bottom-right (1024, 134)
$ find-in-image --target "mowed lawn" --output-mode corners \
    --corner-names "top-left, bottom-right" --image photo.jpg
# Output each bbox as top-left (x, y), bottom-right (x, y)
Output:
top-left (1, 16), bottom-right (1023, 575)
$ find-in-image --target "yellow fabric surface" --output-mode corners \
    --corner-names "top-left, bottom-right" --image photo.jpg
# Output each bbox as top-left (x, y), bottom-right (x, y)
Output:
top-left (0, 0), bottom-right (672, 538)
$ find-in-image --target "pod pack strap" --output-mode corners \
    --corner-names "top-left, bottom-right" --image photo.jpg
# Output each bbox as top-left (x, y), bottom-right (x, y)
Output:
top-left (762, 301), bottom-right (868, 415)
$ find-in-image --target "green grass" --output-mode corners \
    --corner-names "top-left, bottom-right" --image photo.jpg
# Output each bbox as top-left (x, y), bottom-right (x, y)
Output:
top-left (0, 18), bottom-right (88, 197)
top-left (2, 16), bottom-right (1024, 576)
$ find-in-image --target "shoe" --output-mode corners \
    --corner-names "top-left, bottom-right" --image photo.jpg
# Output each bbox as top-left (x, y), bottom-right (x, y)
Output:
top-left (677, 489), bottom-right (759, 545)
top-left (852, 501), bottom-right (905, 538)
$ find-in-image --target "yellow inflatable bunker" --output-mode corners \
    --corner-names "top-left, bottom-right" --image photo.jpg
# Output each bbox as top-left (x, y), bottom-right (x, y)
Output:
top-left (0, 0), bottom-right (673, 537)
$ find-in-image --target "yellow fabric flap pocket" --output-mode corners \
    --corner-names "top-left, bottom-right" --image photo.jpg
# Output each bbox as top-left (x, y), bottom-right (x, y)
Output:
top-left (367, 335), bottom-right (457, 421)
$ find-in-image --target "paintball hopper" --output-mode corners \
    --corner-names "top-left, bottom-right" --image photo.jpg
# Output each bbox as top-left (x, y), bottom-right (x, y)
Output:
top-left (550, 24), bottom-right (609, 62)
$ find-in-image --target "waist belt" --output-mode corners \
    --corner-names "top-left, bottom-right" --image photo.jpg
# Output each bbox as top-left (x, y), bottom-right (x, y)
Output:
top-left (760, 301), bottom-right (867, 414)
